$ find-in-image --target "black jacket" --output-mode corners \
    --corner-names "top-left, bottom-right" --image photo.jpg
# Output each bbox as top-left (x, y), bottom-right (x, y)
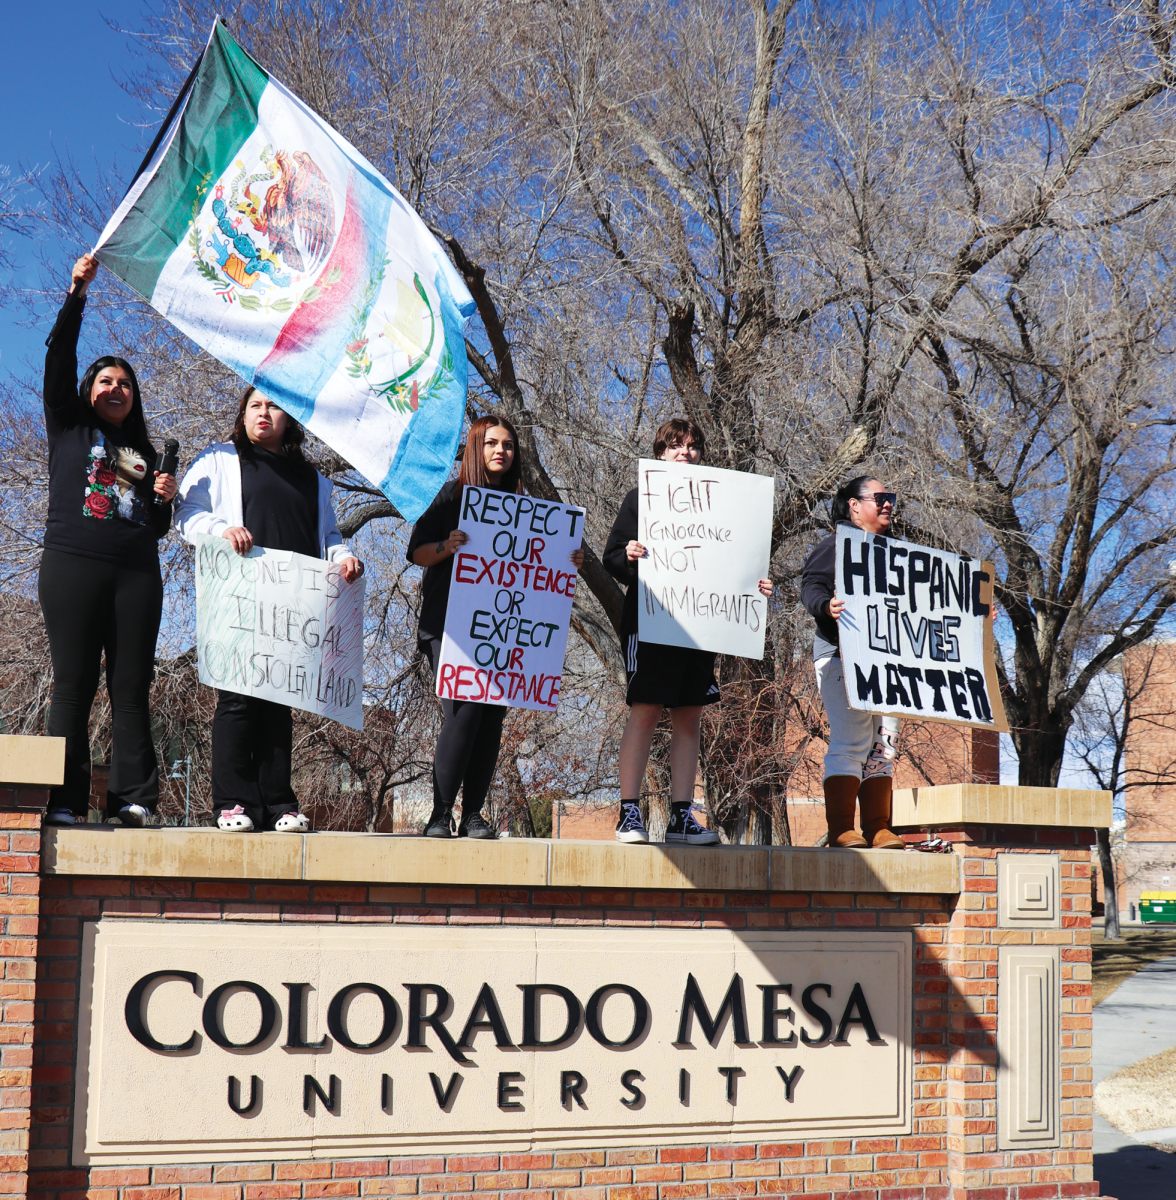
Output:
top-left (406, 479), bottom-right (463, 645)
top-left (602, 487), bottom-right (640, 642)
top-left (42, 291), bottom-right (171, 569)
top-left (800, 528), bottom-right (842, 650)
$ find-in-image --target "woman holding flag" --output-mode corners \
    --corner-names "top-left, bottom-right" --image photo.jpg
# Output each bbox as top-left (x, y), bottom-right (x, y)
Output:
top-left (408, 414), bottom-right (584, 839)
top-left (39, 254), bottom-right (178, 828)
top-left (175, 387), bottom-right (363, 833)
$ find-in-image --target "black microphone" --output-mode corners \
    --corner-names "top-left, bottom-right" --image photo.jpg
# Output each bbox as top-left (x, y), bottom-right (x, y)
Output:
top-left (156, 439), bottom-right (179, 478)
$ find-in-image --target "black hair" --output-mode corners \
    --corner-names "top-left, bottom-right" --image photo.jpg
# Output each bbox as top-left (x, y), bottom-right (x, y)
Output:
top-left (831, 475), bottom-right (879, 524)
top-left (231, 386), bottom-right (308, 463)
top-left (78, 356), bottom-right (155, 460)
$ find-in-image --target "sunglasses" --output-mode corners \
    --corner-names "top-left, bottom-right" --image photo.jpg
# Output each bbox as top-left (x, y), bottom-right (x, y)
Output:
top-left (856, 492), bottom-right (897, 508)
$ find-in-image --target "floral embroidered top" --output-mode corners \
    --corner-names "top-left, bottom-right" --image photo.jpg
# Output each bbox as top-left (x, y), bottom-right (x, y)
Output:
top-left (42, 291), bottom-right (171, 568)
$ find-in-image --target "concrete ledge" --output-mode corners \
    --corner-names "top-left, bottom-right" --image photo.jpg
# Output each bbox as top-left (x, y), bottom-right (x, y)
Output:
top-left (41, 827), bottom-right (961, 894)
top-left (892, 783), bottom-right (1111, 830)
top-left (0, 735), bottom-right (64, 787)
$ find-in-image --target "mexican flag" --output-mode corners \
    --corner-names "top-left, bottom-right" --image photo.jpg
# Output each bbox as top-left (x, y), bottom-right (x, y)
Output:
top-left (94, 21), bottom-right (475, 522)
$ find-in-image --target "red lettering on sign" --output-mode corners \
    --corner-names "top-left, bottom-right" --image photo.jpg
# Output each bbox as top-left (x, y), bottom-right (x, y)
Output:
top-left (509, 647), bottom-right (524, 670)
top-left (476, 557), bottom-right (497, 584)
top-left (454, 665), bottom-right (475, 700)
top-left (454, 554), bottom-right (478, 584)
top-left (438, 663), bottom-right (457, 698)
top-left (529, 537), bottom-right (546, 564)
top-left (472, 669), bottom-right (489, 702)
top-left (489, 672), bottom-right (506, 703)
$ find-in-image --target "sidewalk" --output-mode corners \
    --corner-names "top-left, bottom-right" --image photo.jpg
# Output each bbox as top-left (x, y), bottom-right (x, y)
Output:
top-left (1093, 955), bottom-right (1176, 1198)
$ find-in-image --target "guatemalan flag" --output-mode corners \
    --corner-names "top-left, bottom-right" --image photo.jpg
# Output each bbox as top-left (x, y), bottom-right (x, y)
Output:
top-left (94, 20), bottom-right (475, 522)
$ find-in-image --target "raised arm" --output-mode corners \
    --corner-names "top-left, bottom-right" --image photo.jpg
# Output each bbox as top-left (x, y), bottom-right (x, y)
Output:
top-left (43, 256), bottom-right (98, 430)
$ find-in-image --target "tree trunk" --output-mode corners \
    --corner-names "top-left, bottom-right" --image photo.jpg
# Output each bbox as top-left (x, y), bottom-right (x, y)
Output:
top-left (1013, 725), bottom-right (1069, 787)
top-left (1096, 826), bottom-right (1120, 941)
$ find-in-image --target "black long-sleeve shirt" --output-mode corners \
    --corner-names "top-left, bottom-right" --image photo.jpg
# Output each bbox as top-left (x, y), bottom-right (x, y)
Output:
top-left (42, 291), bottom-right (171, 568)
top-left (602, 487), bottom-right (640, 642)
top-left (406, 479), bottom-right (464, 645)
top-left (800, 528), bottom-right (843, 660)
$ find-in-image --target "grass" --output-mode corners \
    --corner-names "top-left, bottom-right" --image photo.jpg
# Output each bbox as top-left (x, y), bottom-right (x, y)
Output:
top-left (1092, 926), bottom-right (1176, 1006)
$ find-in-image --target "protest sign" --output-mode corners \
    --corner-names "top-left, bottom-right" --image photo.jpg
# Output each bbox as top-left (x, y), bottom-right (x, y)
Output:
top-left (834, 525), bottom-right (1008, 731)
top-left (436, 487), bottom-right (585, 712)
top-left (194, 535), bottom-right (365, 729)
top-left (636, 459), bottom-right (774, 659)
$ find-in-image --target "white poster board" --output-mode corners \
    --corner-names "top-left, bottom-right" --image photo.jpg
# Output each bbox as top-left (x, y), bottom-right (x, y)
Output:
top-left (834, 525), bottom-right (1008, 730)
top-left (636, 459), bottom-right (774, 659)
top-left (194, 535), bottom-right (365, 729)
top-left (437, 487), bottom-right (585, 711)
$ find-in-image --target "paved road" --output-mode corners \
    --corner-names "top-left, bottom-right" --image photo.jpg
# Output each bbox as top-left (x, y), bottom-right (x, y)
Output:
top-left (1093, 956), bottom-right (1176, 1198)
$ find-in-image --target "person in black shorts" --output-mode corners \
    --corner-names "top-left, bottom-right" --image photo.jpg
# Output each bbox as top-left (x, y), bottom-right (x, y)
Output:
top-left (602, 417), bottom-right (773, 845)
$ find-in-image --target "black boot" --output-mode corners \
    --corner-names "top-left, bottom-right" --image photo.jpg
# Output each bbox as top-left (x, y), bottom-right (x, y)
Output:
top-left (424, 803), bottom-right (456, 838)
top-left (458, 810), bottom-right (495, 840)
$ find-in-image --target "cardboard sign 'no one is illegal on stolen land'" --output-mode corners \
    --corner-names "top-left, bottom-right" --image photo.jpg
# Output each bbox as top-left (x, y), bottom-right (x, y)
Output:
top-left (194, 535), bottom-right (365, 729)
top-left (835, 525), bottom-right (1008, 730)
top-left (437, 487), bottom-right (585, 711)
top-left (637, 459), bottom-right (774, 660)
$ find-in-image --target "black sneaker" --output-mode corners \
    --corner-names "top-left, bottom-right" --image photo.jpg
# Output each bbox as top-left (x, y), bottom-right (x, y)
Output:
top-left (615, 802), bottom-right (649, 844)
top-left (424, 806), bottom-right (456, 838)
top-left (458, 811), bottom-right (496, 840)
top-left (665, 803), bottom-right (720, 845)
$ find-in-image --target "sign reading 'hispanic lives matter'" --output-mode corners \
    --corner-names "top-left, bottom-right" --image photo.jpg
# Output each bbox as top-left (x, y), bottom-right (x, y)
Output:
top-left (636, 459), bottom-right (774, 659)
top-left (194, 534), bottom-right (365, 729)
top-left (834, 525), bottom-right (1008, 730)
top-left (75, 922), bottom-right (913, 1164)
top-left (437, 487), bottom-right (585, 711)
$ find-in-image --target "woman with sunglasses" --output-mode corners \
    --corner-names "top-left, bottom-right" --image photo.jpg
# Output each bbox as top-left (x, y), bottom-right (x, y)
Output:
top-left (800, 476), bottom-right (905, 850)
top-left (39, 253), bottom-right (178, 828)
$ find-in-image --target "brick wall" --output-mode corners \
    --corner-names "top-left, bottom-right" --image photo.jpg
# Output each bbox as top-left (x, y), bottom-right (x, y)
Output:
top-left (23, 854), bottom-right (1098, 1200)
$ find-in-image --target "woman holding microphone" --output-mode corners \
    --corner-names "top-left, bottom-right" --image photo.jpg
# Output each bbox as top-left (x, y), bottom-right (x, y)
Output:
top-left (408, 414), bottom-right (584, 838)
top-left (800, 475), bottom-right (905, 850)
top-left (175, 387), bottom-right (362, 832)
top-left (39, 253), bottom-right (178, 827)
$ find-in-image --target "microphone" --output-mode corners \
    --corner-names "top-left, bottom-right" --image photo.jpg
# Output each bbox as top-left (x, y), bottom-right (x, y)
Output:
top-left (156, 439), bottom-right (180, 478)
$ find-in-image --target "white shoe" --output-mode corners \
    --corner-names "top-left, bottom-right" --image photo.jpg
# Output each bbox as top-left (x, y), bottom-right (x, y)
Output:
top-left (273, 811), bottom-right (309, 833)
top-left (614, 803), bottom-right (650, 844)
top-left (217, 806), bottom-right (255, 832)
top-left (44, 809), bottom-right (76, 827)
top-left (115, 804), bottom-right (150, 828)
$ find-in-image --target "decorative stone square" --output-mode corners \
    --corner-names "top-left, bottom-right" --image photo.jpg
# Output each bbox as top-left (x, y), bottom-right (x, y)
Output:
top-left (997, 852), bottom-right (1061, 928)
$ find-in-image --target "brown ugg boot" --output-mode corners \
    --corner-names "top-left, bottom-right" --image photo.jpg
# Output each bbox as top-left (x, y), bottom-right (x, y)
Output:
top-left (858, 776), bottom-right (905, 849)
top-left (823, 775), bottom-right (867, 848)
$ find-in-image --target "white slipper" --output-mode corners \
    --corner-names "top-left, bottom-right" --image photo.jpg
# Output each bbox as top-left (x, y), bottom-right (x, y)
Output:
top-left (217, 806), bottom-right (255, 832)
top-left (273, 811), bottom-right (309, 833)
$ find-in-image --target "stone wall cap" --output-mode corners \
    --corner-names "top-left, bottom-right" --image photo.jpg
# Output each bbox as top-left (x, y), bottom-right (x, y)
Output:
top-left (892, 783), bottom-right (1111, 830)
top-left (0, 735), bottom-right (64, 787)
top-left (41, 827), bottom-right (961, 894)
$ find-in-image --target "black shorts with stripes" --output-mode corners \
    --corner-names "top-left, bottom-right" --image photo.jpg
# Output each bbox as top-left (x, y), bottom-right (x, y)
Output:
top-left (624, 635), bottom-right (721, 709)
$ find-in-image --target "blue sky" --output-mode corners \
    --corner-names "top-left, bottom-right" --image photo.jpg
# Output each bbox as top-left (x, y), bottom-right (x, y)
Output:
top-left (0, 1), bottom-right (151, 380)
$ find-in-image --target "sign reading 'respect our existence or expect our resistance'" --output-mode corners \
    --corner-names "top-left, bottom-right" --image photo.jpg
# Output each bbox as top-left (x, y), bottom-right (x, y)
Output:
top-left (194, 534), bottom-right (365, 729)
top-left (75, 922), bottom-right (913, 1164)
top-left (636, 459), bottom-right (774, 660)
top-left (834, 525), bottom-right (1008, 731)
top-left (437, 487), bottom-right (586, 711)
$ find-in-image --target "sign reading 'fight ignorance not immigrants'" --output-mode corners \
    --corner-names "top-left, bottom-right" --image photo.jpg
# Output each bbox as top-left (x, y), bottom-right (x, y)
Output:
top-left (637, 459), bottom-right (774, 659)
top-left (835, 526), bottom-right (1008, 730)
top-left (194, 535), bottom-right (365, 729)
top-left (437, 487), bottom-right (586, 711)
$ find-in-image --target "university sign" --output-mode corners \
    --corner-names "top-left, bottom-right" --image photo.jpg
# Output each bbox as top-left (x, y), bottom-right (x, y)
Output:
top-left (74, 923), bottom-right (913, 1164)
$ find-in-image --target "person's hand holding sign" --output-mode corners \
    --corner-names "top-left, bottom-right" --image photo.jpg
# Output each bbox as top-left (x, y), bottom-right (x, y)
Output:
top-left (571, 548), bottom-right (585, 569)
top-left (626, 539), bottom-right (646, 562)
top-left (222, 526), bottom-right (254, 555)
top-left (827, 595), bottom-right (845, 620)
top-left (338, 557), bottom-right (364, 582)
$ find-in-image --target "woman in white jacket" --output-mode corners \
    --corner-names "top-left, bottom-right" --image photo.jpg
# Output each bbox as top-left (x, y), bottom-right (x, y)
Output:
top-left (176, 388), bottom-right (363, 832)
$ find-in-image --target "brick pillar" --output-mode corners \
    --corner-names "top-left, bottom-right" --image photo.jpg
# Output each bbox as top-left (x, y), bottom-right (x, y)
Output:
top-left (0, 813), bottom-right (41, 1200)
top-left (945, 833), bottom-right (1096, 1198)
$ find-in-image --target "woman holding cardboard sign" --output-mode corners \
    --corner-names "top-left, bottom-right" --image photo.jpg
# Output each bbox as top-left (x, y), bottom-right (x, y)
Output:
top-left (175, 387), bottom-right (362, 834)
top-left (603, 417), bottom-right (773, 846)
top-left (800, 476), bottom-right (905, 850)
top-left (409, 414), bottom-right (585, 839)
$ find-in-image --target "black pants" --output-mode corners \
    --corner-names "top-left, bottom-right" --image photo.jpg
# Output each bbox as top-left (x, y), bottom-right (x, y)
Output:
top-left (38, 548), bottom-right (162, 817)
top-left (211, 692), bottom-right (298, 828)
top-left (425, 639), bottom-right (506, 817)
